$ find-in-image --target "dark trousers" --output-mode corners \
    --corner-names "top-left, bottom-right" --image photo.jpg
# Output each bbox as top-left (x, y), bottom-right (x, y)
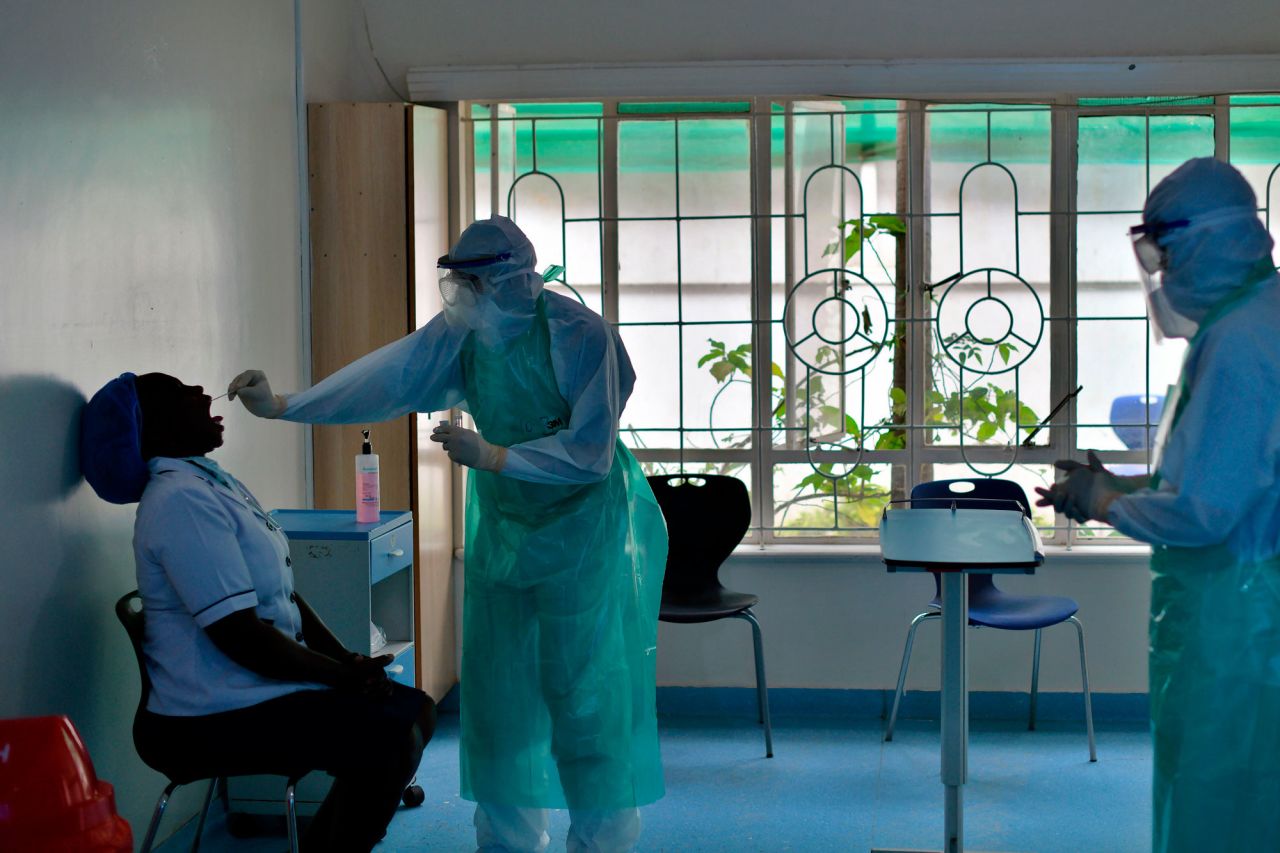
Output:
top-left (136, 683), bottom-right (435, 852)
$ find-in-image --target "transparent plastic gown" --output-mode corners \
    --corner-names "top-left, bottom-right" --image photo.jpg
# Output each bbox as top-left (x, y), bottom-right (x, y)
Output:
top-left (1148, 544), bottom-right (1280, 852)
top-left (458, 299), bottom-right (667, 809)
top-left (1110, 273), bottom-right (1280, 852)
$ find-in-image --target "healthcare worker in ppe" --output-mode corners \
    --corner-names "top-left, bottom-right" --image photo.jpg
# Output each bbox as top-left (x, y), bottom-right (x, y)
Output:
top-left (1036, 158), bottom-right (1280, 853)
top-left (228, 215), bottom-right (668, 853)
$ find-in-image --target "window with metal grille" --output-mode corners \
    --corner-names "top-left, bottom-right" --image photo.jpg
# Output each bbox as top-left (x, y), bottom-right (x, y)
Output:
top-left (463, 95), bottom-right (1280, 545)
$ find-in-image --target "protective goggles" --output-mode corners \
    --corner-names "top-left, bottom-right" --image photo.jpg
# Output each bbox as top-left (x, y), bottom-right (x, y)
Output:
top-left (438, 269), bottom-right (482, 308)
top-left (437, 252), bottom-right (511, 307)
top-left (1127, 219), bottom-right (1189, 275)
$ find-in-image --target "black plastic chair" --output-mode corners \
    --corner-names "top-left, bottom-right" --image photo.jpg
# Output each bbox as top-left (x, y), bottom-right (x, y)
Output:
top-left (883, 479), bottom-right (1096, 761)
top-left (115, 591), bottom-right (304, 852)
top-left (647, 474), bottom-right (773, 758)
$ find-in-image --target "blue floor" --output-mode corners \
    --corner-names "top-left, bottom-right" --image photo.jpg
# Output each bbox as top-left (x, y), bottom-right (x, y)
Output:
top-left (165, 710), bottom-right (1150, 852)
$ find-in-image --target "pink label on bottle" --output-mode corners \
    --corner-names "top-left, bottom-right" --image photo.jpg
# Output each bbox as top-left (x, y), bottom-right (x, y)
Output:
top-left (356, 472), bottom-right (380, 523)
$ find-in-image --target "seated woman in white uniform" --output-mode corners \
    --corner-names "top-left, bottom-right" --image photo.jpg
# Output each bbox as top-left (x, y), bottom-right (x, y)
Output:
top-left (80, 371), bottom-right (436, 853)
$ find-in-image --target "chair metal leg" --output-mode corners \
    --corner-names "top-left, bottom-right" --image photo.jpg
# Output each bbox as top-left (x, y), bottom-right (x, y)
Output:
top-left (188, 777), bottom-right (218, 853)
top-left (1070, 616), bottom-right (1098, 762)
top-left (285, 777), bottom-right (301, 853)
top-left (139, 781), bottom-right (180, 853)
top-left (1029, 628), bottom-right (1043, 731)
top-left (734, 609), bottom-right (773, 758)
top-left (885, 611), bottom-right (939, 742)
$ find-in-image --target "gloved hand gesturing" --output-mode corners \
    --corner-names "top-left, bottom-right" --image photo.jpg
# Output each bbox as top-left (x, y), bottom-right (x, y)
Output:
top-left (1034, 450), bottom-right (1124, 523)
top-left (430, 422), bottom-right (507, 472)
top-left (227, 370), bottom-right (287, 418)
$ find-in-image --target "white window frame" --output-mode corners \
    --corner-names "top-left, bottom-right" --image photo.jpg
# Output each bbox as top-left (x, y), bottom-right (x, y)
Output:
top-left (458, 94), bottom-right (1269, 546)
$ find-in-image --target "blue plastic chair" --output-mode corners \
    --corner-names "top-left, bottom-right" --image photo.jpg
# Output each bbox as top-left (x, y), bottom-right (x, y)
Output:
top-left (1110, 394), bottom-right (1165, 476)
top-left (884, 478), bottom-right (1097, 761)
top-left (1110, 393), bottom-right (1165, 451)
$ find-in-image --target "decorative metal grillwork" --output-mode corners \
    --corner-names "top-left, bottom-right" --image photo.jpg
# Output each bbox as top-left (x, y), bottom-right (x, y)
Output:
top-left (464, 96), bottom-right (1280, 544)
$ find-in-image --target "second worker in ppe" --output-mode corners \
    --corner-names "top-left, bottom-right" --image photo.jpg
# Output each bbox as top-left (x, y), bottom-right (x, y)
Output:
top-left (229, 215), bottom-right (668, 853)
top-left (1036, 157), bottom-right (1280, 853)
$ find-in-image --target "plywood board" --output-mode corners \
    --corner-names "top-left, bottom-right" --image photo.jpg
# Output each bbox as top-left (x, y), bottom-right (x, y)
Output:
top-left (307, 102), bottom-right (411, 514)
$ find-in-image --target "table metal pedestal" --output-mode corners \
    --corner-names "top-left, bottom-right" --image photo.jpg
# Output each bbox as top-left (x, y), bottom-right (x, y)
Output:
top-left (872, 570), bottom-right (1023, 853)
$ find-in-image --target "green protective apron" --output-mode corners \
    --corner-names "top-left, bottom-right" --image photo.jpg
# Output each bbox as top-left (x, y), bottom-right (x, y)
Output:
top-left (1146, 267), bottom-right (1280, 852)
top-left (457, 297), bottom-right (668, 810)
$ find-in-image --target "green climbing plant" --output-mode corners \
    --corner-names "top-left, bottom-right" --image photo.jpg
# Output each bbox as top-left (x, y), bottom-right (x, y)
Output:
top-left (632, 211), bottom-right (1042, 535)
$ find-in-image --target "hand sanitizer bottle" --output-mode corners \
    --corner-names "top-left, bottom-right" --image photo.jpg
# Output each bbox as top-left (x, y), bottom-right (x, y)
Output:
top-left (355, 428), bottom-right (380, 523)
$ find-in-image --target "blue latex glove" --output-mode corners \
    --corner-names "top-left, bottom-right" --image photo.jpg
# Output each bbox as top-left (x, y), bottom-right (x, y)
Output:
top-left (430, 422), bottom-right (506, 472)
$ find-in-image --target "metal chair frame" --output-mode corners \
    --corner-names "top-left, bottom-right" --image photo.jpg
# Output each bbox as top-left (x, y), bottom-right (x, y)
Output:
top-left (733, 608), bottom-right (773, 758)
top-left (883, 600), bottom-right (1097, 762)
top-left (138, 775), bottom-right (301, 853)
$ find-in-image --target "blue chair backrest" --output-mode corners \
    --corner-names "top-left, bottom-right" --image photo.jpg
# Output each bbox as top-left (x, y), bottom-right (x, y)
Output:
top-left (909, 478), bottom-right (1032, 599)
top-left (1110, 394), bottom-right (1165, 451)
top-left (909, 477), bottom-right (1031, 518)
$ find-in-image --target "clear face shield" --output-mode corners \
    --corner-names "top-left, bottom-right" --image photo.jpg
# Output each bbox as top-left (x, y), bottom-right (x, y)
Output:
top-left (1128, 219), bottom-right (1198, 341)
top-left (437, 253), bottom-right (510, 329)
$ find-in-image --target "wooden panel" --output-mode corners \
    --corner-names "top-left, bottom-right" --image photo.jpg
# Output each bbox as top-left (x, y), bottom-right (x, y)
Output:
top-left (307, 102), bottom-right (411, 513)
top-left (410, 105), bottom-right (457, 700)
top-left (307, 102), bottom-right (458, 702)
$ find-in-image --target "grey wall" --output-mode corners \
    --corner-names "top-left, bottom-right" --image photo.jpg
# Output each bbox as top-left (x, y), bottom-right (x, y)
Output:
top-left (301, 0), bottom-right (400, 103)
top-left (0, 0), bottom-right (309, 841)
top-left (656, 550), bottom-right (1152, 693)
top-left (362, 0), bottom-right (1276, 75)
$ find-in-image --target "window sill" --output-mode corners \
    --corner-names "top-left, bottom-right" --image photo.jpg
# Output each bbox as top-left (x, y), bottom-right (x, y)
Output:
top-left (727, 542), bottom-right (1151, 567)
top-left (455, 543), bottom-right (1152, 566)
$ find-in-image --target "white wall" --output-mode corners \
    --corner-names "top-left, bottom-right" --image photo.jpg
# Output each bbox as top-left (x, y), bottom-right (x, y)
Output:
top-left (362, 0), bottom-right (1276, 70)
top-left (657, 549), bottom-right (1152, 693)
top-left (0, 0), bottom-right (312, 841)
top-left (0, 2), bottom-right (446, 842)
top-left (301, 0), bottom-right (401, 103)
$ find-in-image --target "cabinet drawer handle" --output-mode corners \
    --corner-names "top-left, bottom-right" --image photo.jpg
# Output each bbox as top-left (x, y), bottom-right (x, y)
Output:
top-left (387, 548), bottom-right (405, 557)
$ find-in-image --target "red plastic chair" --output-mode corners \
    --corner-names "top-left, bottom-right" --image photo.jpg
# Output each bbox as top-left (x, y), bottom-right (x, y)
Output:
top-left (0, 714), bottom-right (133, 852)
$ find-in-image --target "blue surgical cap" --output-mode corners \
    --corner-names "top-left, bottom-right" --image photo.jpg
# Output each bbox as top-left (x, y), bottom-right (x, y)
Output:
top-left (1144, 157), bottom-right (1260, 228)
top-left (1144, 157), bottom-right (1276, 323)
top-left (438, 216), bottom-right (545, 342)
top-left (80, 373), bottom-right (149, 504)
top-left (441, 215), bottom-right (536, 268)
